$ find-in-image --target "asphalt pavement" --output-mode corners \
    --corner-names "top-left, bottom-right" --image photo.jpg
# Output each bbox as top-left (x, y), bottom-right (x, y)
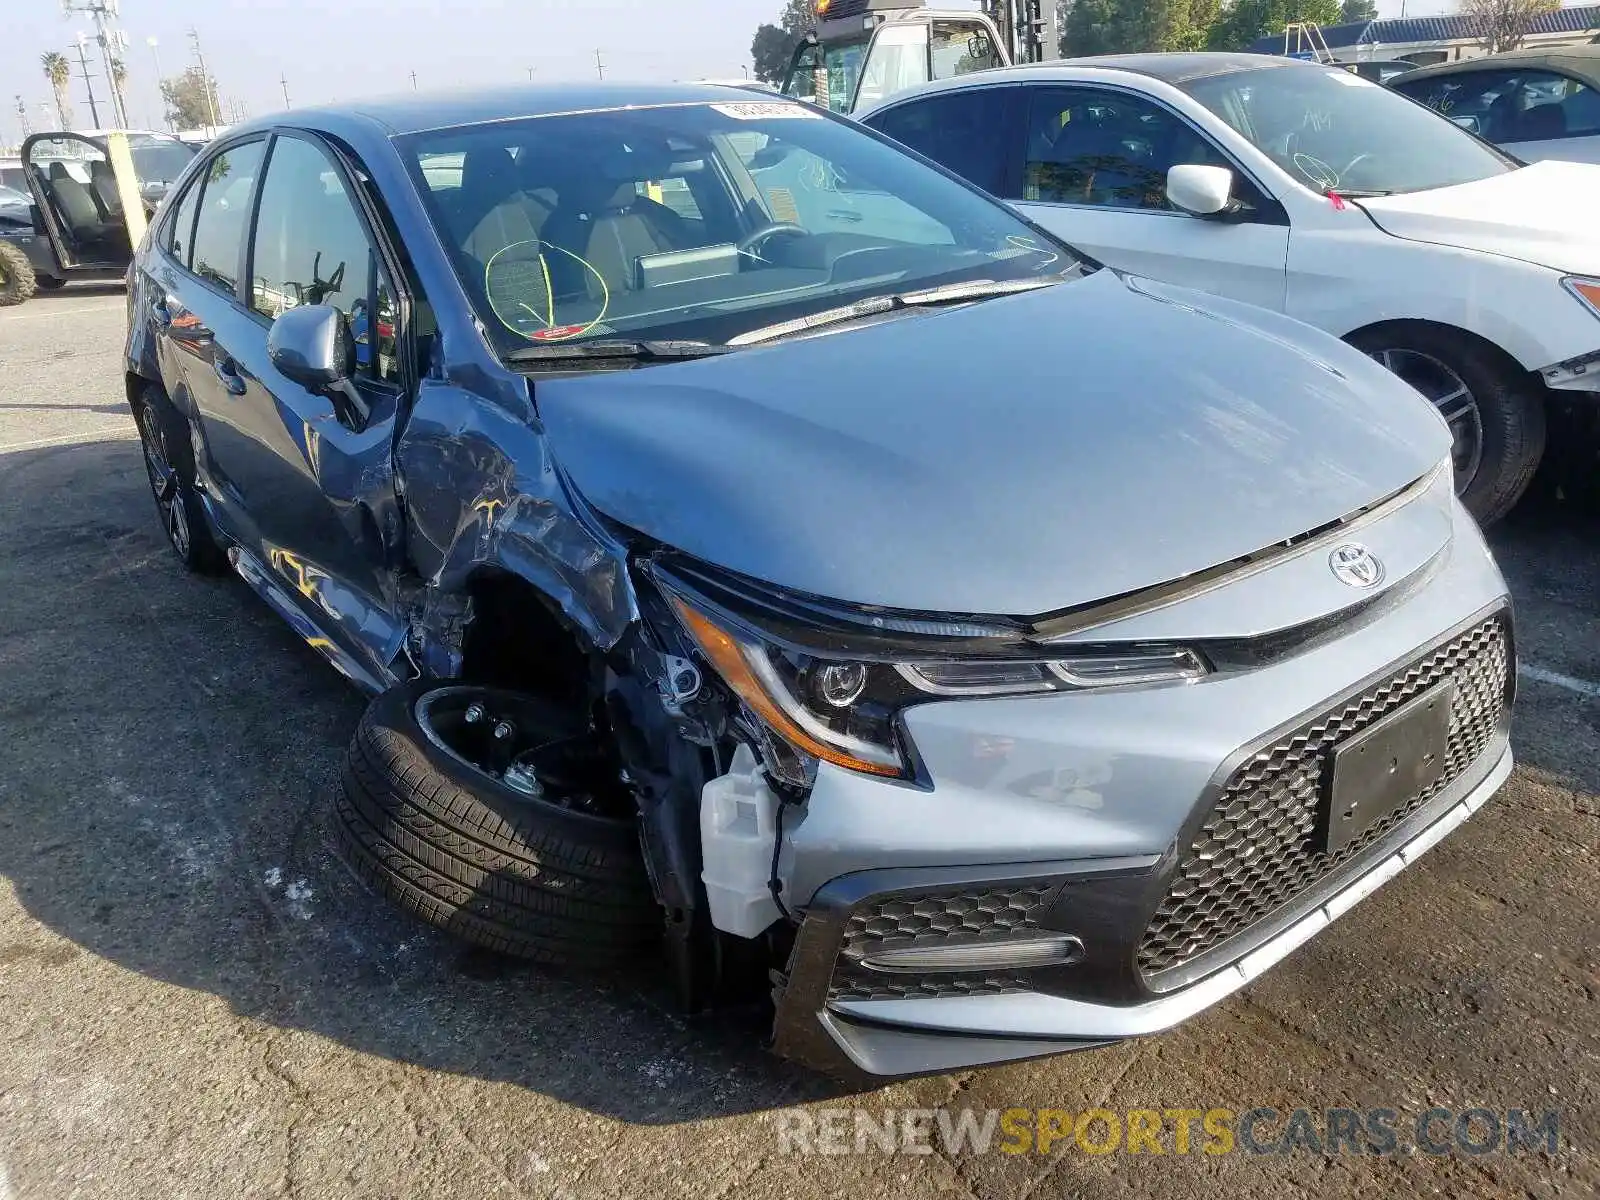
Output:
top-left (0, 286), bottom-right (1596, 1200)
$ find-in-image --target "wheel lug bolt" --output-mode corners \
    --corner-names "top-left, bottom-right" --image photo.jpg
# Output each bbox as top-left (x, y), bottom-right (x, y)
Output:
top-left (492, 721), bottom-right (514, 741)
top-left (464, 703), bottom-right (485, 724)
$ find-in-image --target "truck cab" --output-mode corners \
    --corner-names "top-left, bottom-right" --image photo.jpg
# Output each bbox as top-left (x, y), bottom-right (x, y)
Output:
top-left (781, 0), bottom-right (1056, 117)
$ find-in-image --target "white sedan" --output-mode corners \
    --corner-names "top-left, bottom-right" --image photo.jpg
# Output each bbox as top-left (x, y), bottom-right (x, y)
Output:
top-left (860, 52), bottom-right (1600, 523)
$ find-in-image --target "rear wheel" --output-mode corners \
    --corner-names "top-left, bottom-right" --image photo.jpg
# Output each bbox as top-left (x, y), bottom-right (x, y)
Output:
top-left (335, 682), bottom-right (660, 965)
top-left (1351, 327), bottom-right (1545, 525)
top-left (0, 240), bottom-right (38, 307)
top-left (134, 386), bottom-right (227, 573)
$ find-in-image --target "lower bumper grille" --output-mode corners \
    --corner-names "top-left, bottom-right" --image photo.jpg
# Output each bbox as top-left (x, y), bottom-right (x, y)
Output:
top-left (827, 883), bottom-right (1054, 1002)
top-left (1138, 613), bottom-right (1511, 978)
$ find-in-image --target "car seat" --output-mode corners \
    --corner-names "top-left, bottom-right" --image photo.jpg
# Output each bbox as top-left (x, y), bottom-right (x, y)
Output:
top-left (88, 159), bottom-right (124, 220)
top-left (45, 161), bottom-right (117, 246)
top-left (1517, 102), bottom-right (1567, 141)
top-left (539, 161), bottom-right (691, 301)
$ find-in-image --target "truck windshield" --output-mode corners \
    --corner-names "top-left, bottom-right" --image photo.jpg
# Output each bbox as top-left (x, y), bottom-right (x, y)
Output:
top-left (784, 38), bottom-right (869, 113)
top-left (1181, 63), bottom-right (1514, 196)
top-left (401, 99), bottom-right (1085, 354)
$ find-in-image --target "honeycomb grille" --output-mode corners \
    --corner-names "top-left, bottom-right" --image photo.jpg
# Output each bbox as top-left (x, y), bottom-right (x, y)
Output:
top-left (1139, 615), bottom-right (1510, 977)
top-left (828, 883), bottom-right (1055, 1002)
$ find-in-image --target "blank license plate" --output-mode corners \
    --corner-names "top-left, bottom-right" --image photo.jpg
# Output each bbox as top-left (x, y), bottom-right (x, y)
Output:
top-left (1321, 682), bottom-right (1454, 855)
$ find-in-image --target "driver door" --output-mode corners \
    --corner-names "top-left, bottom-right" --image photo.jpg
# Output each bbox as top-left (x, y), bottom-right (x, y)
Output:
top-left (20, 133), bottom-right (134, 272)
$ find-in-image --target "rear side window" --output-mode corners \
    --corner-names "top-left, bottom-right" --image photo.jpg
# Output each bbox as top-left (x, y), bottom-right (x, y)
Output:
top-left (164, 176), bottom-right (203, 267)
top-left (869, 89), bottom-right (1012, 195)
top-left (249, 134), bottom-right (399, 385)
top-left (189, 139), bottom-right (266, 293)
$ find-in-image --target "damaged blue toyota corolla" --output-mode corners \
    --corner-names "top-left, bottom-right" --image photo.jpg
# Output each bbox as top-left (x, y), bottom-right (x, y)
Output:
top-left (124, 83), bottom-right (1514, 1082)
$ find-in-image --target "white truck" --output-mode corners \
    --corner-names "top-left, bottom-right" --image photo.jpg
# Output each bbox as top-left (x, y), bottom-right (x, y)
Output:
top-left (780, 0), bottom-right (1058, 116)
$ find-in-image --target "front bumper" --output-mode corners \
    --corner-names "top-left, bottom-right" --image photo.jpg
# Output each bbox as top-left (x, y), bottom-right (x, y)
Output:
top-left (769, 494), bottom-right (1515, 1080)
top-left (773, 739), bottom-right (1510, 1079)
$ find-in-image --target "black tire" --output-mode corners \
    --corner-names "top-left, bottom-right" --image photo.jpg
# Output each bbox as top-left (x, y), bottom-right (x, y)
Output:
top-left (36, 274), bottom-right (67, 290)
top-left (1351, 326), bottom-right (1546, 526)
top-left (133, 384), bottom-right (228, 574)
top-left (0, 240), bottom-right (38, 307)
top-left (335, 682), bottom-right (660, 965)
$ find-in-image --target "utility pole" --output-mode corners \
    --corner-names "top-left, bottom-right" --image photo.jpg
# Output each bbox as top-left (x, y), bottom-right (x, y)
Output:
top-left (15, 95), bottom-right (30, 139)
top-left (74, 33), bottom-right (103, 128)
top-left (187, 26), bottom-right (219, 129)
top-left (527, 66), bottom-right (536, 81)
top-left (62, 0), bottom-right (129, 128)
top-left (595, 48), bottom-right (605, 80)
top-left (147, 36), bottom-right (168, 130)
top-left (409, 70), bottom-right (418, 91)
top-left (280, 74), bottom-right (291, 109)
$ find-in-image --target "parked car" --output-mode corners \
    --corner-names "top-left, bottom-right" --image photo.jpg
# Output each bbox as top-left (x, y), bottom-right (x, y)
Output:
top-left (124, 83), bottom-right (1514, 1081)
top-left (0, 130), bottom-right (198, 302)
top-left (861, 52), bottom-right (1600, 524)
top-left (1389, 45), bottom-right (1600, 165)
top-left (1341, 60), bottom-right (1418, 85)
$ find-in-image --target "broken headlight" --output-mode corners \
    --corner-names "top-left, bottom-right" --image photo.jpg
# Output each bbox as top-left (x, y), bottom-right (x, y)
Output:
top-left (667, 594), bottom-right (1208, 785)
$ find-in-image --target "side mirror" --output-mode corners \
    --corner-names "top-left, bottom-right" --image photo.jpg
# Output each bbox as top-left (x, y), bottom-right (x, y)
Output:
top-left (268, 303), bottom-right (354, 391)
top-left (1166, 163), bottom-right (1238, 218)
top-left (268, 303), bottom-right (370, 426)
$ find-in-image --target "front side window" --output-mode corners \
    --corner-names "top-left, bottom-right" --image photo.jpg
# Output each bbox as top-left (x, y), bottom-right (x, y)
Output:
top-left (1183, 63), bottom-right (1513, 196)
top-left (1393, 68), bottom-right (1600, 143)
top-left (855, 24), bottom-right (931, 111)
top-left (1022, 87), bottom-right (1228, 210)
top-left (401, 101), bottom-right (1083, 353)
top-left (249, 135), bottom-right (398, 385)
top-left (189, 139), bottom-right (266, 292)
top-left (931, 21), bottom-right (1002, 81)
top-left (868, 89), bottom-right (1013, 195)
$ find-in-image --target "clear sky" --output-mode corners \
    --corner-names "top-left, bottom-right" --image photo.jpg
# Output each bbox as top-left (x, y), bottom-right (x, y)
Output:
top-left (4, 0), bottom-right (1448, 146)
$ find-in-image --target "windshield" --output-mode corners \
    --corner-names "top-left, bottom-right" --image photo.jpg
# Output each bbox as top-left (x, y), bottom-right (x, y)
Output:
top-left (784, 38), bottom-right (869, 113)
top-left (401, 100), bottom-right (1083, 354)
top-left (1181, 64), bottom-right (1514, 196)
top-left (129, 137), bottom-right (198, 185)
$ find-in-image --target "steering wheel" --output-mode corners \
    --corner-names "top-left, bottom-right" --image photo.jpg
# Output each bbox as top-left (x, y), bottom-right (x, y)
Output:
top-left (737, 222), bottom-right (808, 259)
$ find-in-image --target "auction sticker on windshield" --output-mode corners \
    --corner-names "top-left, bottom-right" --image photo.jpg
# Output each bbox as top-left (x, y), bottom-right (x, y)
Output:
top-left (711, 102), bottom-right (821, 120)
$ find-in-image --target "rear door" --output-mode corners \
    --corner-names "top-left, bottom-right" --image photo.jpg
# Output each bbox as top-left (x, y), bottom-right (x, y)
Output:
top-left (1005, 86), bottom-right (1289, 312)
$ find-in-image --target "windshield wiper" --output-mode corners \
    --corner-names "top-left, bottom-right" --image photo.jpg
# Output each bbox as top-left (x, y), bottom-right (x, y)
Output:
top-left (502, 339), bottom-right (733, 367)
top-left (728, 277), bottom-right (1064, 347)
top-left (1329, 188), bottom-right (1395, 198)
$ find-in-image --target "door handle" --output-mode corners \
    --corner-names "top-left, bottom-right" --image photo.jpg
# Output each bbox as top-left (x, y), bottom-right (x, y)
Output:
top-left (213, 356), bottom-right (247, 396)
top-left (152, 295), bottom-right (173, 329)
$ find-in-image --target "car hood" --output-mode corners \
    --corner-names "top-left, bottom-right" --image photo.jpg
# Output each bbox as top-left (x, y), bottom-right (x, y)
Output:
top-left (1356, 161), bottom-right (1600, 273)
top-left (535, 271), bottom-right (1449, 616)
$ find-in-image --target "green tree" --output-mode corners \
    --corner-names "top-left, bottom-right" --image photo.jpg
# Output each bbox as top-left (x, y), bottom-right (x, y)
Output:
top-left (1206, 0), bottom-right (1343, 52)
top-left (161, 66), bottom-right (219, 130)
top-left (1339, 0), bottom-right (1379, 22)
top-left (1063, 0), bottom-right (1197, 54)
top-left (750, 1), bottom-right (818, 85)
top-left (41, 52), bottom-right (73, 129)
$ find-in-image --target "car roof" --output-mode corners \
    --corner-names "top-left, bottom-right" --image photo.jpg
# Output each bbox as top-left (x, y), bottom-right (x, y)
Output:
top-left (862, 52), bottom-right (1320, 112)
top-left (272, 81), bottom-right (793, 137)
top-left (1396, 44), bottom-right (1600, 88)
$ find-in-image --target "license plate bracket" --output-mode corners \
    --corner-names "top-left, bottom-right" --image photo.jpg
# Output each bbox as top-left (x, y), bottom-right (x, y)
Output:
top-left (1321, 682), bottom-right (1454, 855)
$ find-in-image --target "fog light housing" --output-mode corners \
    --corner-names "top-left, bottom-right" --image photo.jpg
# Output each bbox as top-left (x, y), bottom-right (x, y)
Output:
top-left (857, 935), bottom-right (1086, 974)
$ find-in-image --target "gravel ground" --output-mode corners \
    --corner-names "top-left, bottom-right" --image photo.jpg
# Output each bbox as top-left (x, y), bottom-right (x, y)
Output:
top-left (0, 286), bottom-right (1596, 1200)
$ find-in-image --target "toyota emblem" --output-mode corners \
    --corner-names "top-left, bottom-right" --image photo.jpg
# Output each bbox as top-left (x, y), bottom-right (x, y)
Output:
top-left (1328, 543), bottom-right (1385, 589)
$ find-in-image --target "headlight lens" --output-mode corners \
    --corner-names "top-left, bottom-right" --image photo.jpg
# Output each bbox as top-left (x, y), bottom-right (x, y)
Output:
top-left (1563, 276), bottom-right (1600, 319)
top-left (669, 595), bottom-right (1208, 785)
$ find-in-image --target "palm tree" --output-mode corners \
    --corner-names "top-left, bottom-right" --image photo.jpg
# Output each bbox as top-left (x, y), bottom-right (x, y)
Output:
top-left (41, 52), bottom-right (72, 130)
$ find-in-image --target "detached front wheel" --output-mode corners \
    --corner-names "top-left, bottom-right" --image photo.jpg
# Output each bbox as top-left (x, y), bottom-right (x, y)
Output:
top-left (0, 240), bottom-right (38, 307)
top-left (1352, 327), bottom-right (1545, 525)
top-left (335, 682), bottom-right (660, 965)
